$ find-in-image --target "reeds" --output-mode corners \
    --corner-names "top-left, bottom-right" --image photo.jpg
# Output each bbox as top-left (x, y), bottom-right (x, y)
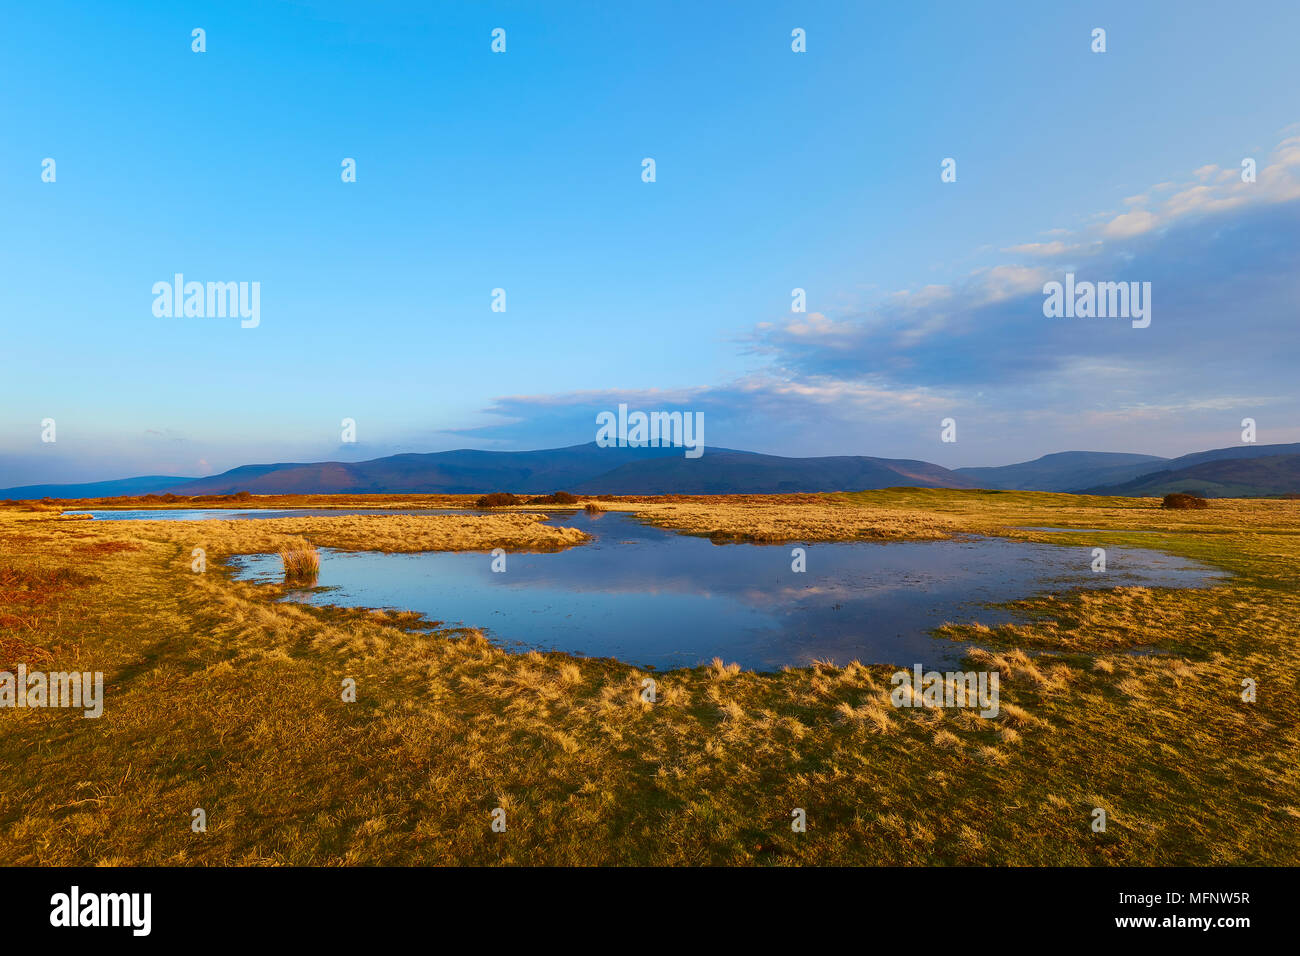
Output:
top-left (279, 541), bottom-right (320, 584)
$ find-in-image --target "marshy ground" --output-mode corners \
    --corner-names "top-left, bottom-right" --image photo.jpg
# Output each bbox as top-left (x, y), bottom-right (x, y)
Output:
top-left (1, 490), bottom-right (1296, 865)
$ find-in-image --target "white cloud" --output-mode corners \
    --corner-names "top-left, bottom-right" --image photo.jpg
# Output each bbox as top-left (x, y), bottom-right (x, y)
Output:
top-left (1101, 207), bottom-right (1160, 238)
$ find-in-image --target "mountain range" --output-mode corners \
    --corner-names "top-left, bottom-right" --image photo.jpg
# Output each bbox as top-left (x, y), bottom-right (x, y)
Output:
top-left (5, 442), bottom-right (1300, 499)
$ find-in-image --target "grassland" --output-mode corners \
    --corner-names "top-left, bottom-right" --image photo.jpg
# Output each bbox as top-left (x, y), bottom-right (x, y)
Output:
top-left (1, 490), bottom-right (1296, 865)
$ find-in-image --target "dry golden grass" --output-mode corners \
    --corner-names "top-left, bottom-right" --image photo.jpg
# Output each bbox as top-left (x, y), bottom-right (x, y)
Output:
top-left (597, 498), bottom-right (958, 542)
top-left (1, 489), bottom-right (1297, 866)
top-left (24, 511), bottom-right (587, 562)
top-left (279, 540), bottom-right (321, 584)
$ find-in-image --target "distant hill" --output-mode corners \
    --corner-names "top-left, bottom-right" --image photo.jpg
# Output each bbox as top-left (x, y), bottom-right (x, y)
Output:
top-left (570, 450), bottom-right (977, 494)
top-left (7, 441), bottom-right (1300, 500)
top-left (959, 443), bottom-right (1300, 497)
top-left (1083, 450), bottom-right (1300, 497)
top-left (0, 475), bottom-right (190, 499)
top-left (1141, 441), bottom-right (1300, 473)
top-left (0, 444), bottom-right (977, 498)
top-left (163, 444), bottom-right (697, 495)
top-left (160, 443), bottom-right (976, 496)
top-left (956, 451), bottom-right (1168, 492)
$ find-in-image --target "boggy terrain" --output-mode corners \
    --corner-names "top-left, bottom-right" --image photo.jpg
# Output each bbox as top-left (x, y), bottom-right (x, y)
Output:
top-left (0, 489), bottom-right (1296, 865)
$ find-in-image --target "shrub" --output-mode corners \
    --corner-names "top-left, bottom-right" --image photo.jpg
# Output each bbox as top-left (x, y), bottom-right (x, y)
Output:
top-left (476, 492), bottom-right (521, 508)
top-left (525, 491), bottom-right (579, 505)
top-left (1161, 493), bottom-right (1208, 510)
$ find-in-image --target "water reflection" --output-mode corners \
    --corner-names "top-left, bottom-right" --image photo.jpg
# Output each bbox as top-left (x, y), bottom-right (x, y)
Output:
top-left (228, 511), bottom-right (1227, 671)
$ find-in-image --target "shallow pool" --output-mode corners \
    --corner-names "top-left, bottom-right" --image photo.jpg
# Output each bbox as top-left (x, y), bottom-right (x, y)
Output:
top-left (226, 510), bottom-right (1227, 671)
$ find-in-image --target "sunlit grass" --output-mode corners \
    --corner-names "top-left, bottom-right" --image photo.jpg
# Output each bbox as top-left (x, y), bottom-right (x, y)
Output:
top-left (1, 490), bottom-right (1297, 866)
top-left (278, 540), bottom-right (320, 584)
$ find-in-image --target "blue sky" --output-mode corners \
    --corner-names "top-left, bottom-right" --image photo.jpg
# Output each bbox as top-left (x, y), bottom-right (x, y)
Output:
top-left (3, 0), bottom-right (1299, 485)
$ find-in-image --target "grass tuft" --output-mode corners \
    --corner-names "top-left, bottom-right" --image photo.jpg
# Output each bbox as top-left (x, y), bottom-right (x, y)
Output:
top-left (279, 541), bottom-right (320, 584)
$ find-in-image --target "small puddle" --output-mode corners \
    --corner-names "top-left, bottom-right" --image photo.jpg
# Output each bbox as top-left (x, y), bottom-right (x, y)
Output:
top-left (1013, 526), bottom-right (1160, 534)
top-left (1126, 644), bottom-right (1173, 657)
